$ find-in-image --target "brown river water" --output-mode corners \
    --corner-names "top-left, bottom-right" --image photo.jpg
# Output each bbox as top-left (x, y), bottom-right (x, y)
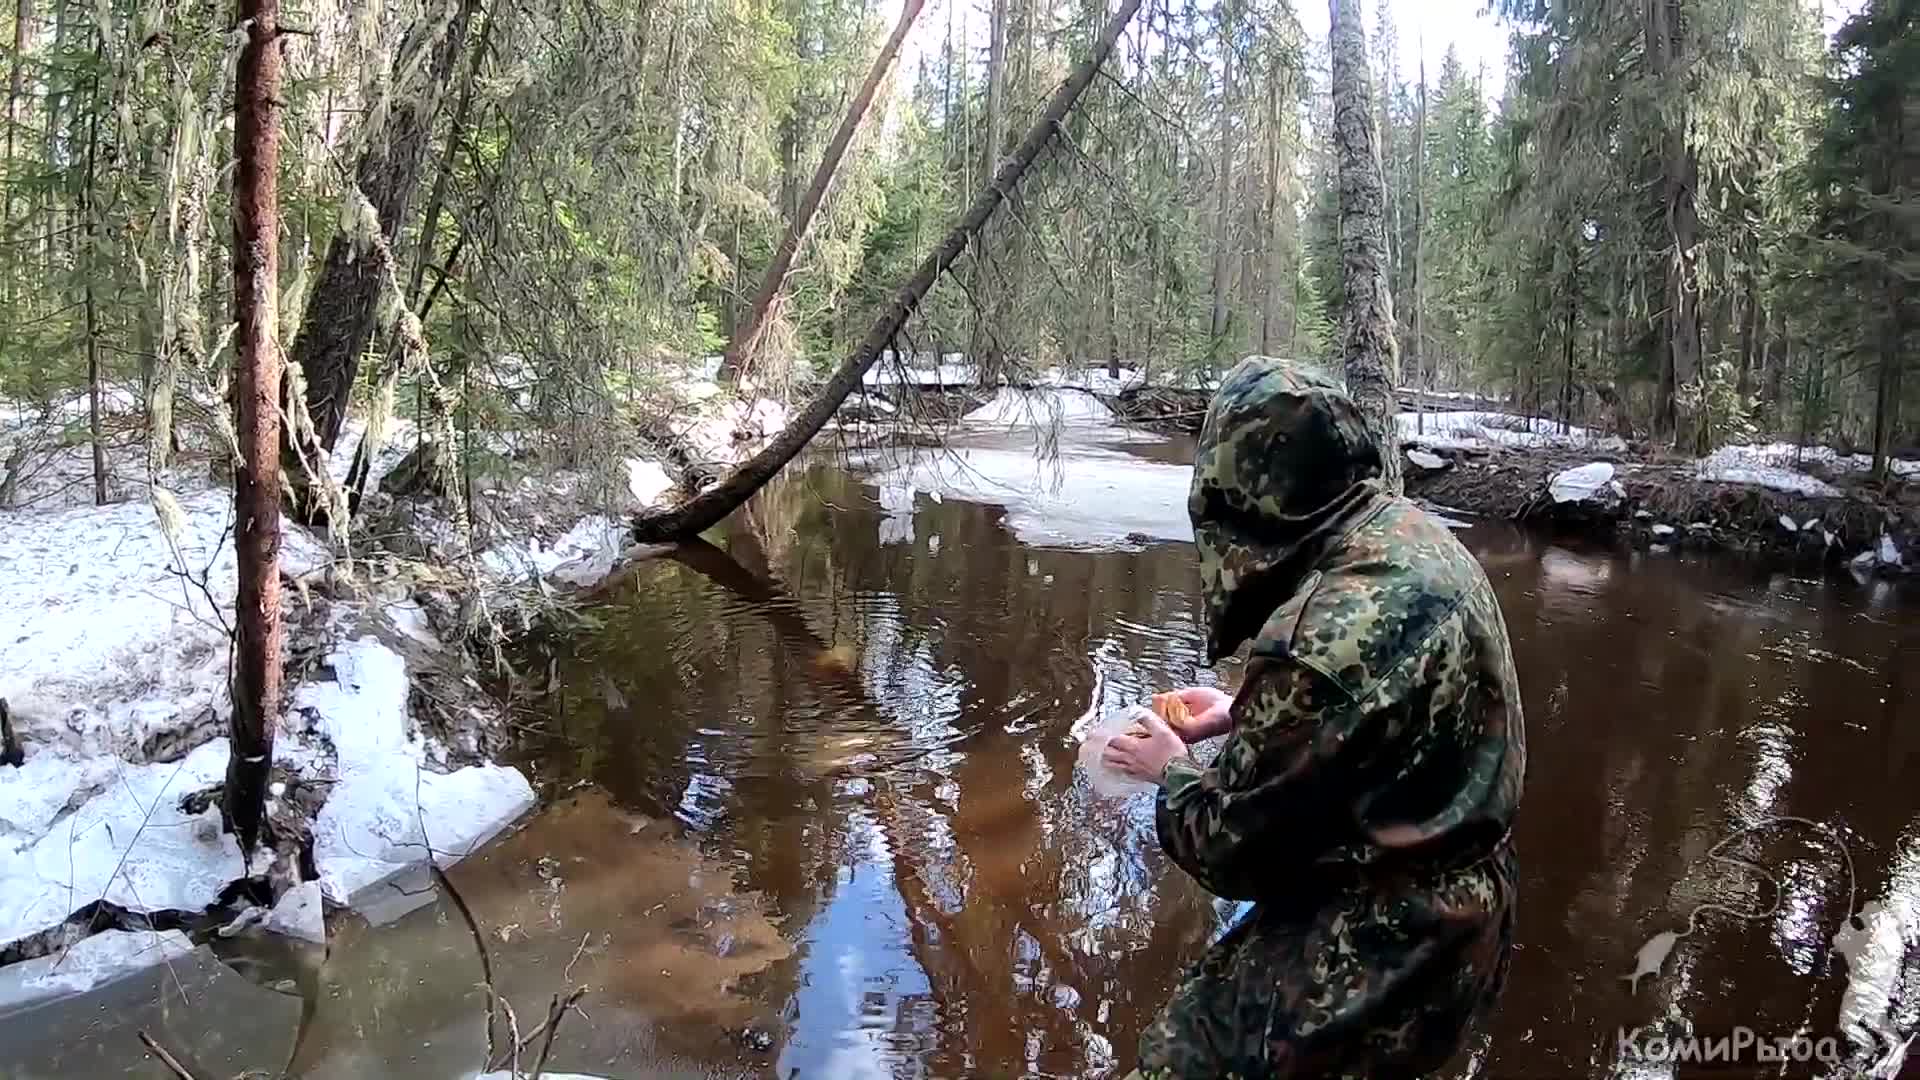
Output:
top-left (4, 427), bottom-right (1917, 1078)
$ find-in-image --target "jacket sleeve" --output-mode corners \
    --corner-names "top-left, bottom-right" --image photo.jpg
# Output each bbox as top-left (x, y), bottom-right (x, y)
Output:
top-left (1154, 655), bottom-right (1387, 899)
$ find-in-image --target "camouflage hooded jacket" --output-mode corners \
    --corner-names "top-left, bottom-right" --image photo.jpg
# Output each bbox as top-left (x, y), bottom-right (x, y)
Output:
top-left (1136, 358), bottom-right (1526, 1079)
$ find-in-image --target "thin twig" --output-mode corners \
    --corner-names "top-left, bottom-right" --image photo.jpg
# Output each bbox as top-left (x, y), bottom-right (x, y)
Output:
top-left (529, 988), bottom-right (588, 1080)
top-left (562, 931), bottom-right (591, 984)
top-left (137, 1031), bottom-right (202, 1080)
top-left (415, 765), bottom-right (499, 1064)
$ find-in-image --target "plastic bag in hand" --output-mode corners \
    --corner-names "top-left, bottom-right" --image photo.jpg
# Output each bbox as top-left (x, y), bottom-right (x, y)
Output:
top-left (1076, 705), bottom-right (1158, 798)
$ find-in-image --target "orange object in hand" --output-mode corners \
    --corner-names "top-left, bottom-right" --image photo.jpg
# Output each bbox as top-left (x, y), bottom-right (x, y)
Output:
top-left (1151, 691), bottom-right (1192, 730)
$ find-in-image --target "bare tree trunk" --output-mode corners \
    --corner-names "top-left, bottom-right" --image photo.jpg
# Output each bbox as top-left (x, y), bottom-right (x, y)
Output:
top-left (1764, 305), bottom-right (1784, 423)
top-left (291, 0), bottom-right (478, 454)
top-left (1648, 0), bottom-right (1697, 444)
top-left (1329, 0), bottom-right (1401, 494)
top-left (1207, 25), bottom-right (1234, 365)
top-left (1736, 268), bottom-right (1758, 403)
top-left (3, 0), bottom-right (31, 248)
top-left (716, 0), bottom-right (926, 383)
top-left (41, 0), bottom-right (63, 275)
top-left (1560, 261), bottom-right (1577, 436)
top-left (1871, 278), bottom-right (1902, 483)
top-left (1106, 245), bottom-right (1121, 379)
top-left (228, 0), bottom-right (285, 856)
top-left (635, 0), bottom-right (1146, 542)
top-left (963, 0), bottom-right (1007, 374)
top-left (80, 50), bottom-right (103, 503)
top-left (406, 0), bottom-right (499, 308)
top-left (1411, 45), bottom-right (1424, 435)
top-left (1374, 0), bottom-right (1396, 296)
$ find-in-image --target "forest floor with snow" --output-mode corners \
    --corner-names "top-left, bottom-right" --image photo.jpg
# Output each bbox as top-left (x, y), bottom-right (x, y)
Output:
top-left (0, 370), bottom-right (783, 1020)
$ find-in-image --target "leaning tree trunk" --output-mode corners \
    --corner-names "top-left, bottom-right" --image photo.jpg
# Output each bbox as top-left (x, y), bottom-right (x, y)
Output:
top-left (1329, 0), bottom-right (1402, 494)
top-left (634, 0), bottom-right (1146, 542)
top-left (717, 0), bottom-right (926, 383)
top-left (291, 0), bottom-right (477, 455)
top-left (228, 0), bottom-right (285, 856)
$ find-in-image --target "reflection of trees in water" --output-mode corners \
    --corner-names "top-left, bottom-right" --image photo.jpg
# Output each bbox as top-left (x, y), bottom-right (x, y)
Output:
top-left (638, 469), bottom-right (1223, 1074)
top-left (516, 473), bottom-right (1920, 1077)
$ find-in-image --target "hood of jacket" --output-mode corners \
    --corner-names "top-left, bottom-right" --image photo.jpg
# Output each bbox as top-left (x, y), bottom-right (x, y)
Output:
top-left (1189, 357), bottom-right (1387, 662)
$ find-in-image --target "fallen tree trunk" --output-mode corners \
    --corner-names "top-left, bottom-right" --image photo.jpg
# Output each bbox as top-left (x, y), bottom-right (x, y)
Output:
top-left (633, 0), bottom-right (1145, 541)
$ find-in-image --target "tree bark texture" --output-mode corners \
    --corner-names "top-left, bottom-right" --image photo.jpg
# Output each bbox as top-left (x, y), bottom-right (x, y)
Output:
top-left (80, 49), bottom-right (104, 504)
top-left (3, 0), bottom-right (30, 238)
top-left (292, 0), bottom-right (477, 452)
top-left (1329, 0), bottom-right (1402, 494)
top-left (1208, 36), bottom-right (1235, 362)
top-left (1411, 49), bottom-right (1425, 432)
top-left (718, 0), bottom-right (926, 382)
top-left (634, 0), bottom-right (1146, 542)
top-left (1872, 276), bottom-right (1902, 482)
top-left (1648, 0), bottom-right (1698, 443)
top-left (229, 0), bottom-right (285, 856)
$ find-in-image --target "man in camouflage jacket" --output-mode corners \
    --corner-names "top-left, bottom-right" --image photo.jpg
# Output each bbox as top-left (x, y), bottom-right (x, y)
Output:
top-left (1103, 357), bottom-right (1526, 1079)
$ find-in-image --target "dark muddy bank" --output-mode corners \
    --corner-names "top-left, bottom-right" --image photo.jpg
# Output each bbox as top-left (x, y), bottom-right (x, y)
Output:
top-left (1404, 445), bottom-right (1918, 565)
top-left (1111, 386), bottom-right (1919, 569)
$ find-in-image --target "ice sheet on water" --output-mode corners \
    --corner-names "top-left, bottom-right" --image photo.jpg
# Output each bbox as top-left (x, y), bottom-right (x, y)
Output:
top-left (865, 444), bottom-right (1191, 550)
top-left (296, 638), bottom-right (535, 907)
top-left (0, 741), bottom-right (244, 946)
top-left (0, 929), bottom-right (194, 1013)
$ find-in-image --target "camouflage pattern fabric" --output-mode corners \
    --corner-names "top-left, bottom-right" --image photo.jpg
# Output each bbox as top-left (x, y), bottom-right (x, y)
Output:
top-left (1137, 357), bottom-right (1527, 1078)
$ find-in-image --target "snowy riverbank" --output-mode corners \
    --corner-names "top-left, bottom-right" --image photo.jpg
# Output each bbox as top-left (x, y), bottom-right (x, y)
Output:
top-left (0, 370), bottom-right (788, 1009)
top-left (1399, 428), bottom-right (1917, 573)
top-left (1106, 389), bottom-right (1917, 572)
top-left (0, 488), bottom-right (539, 1007)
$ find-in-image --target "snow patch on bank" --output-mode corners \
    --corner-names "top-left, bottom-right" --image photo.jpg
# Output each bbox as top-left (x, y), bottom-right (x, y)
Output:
top-left (1695, 445), bottom-right (1844, 498)
top-left (1396, 411), bottom-right (1626, 454)
top-left (291, 637), bottom-right (534, 907)
top-left (0, 490), bottom-right (327, 759)
top-left (865, 445), bottom-right (1191, 549)
top-left (0, 740), bottom-right (243, 945)
top-left (478, 513), bottom-right (632, 586)
top-left (326, 416), bottom-right (419, 490)
top-left (1704, 442), bottom-right (1920, 479)
top-left (1, 489), bottom-right (534, 976)
top-left (679, 397), bottom-right (788, 465)
top-left (625, 457), bottom-right (675, 506)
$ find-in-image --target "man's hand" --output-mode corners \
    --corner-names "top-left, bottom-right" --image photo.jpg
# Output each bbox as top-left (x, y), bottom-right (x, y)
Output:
top-left (1158, 687), bottom-right (1233, 743)
top-left (1102, 707), bottom-right (1189, 785)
